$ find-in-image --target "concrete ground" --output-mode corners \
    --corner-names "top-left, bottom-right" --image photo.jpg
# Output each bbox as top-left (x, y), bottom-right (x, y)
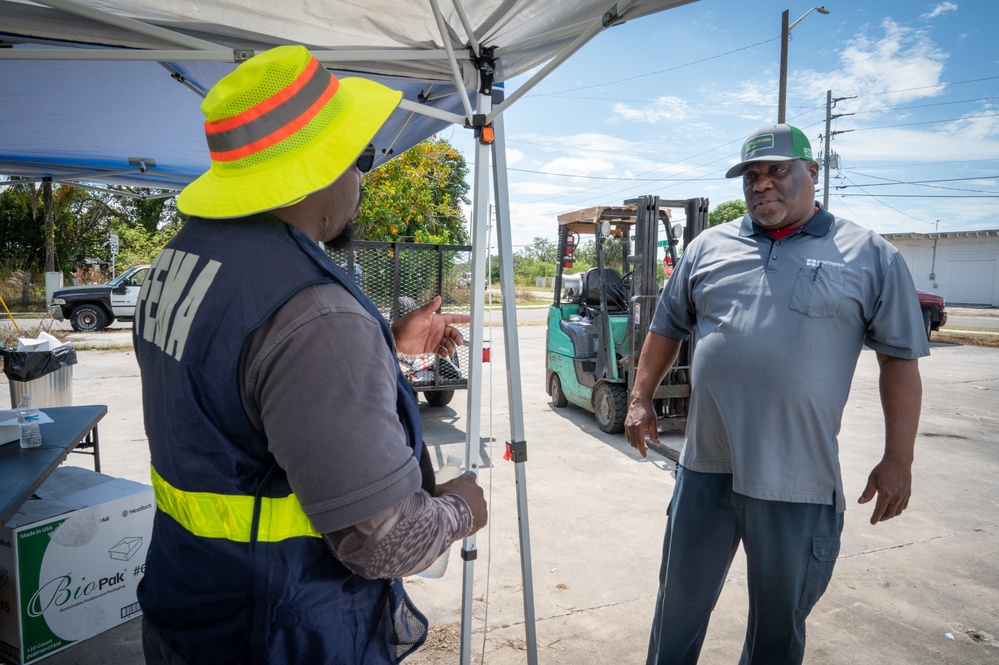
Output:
top-left (2, 324), bottom-right (997, 664)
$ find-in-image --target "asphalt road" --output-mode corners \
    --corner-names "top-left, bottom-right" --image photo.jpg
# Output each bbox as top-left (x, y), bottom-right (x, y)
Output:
top-left (3, 325), bottom-right (997, 665)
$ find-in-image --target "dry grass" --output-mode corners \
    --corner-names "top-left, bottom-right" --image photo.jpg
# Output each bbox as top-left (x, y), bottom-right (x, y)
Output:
top-left (420, 622), bottom-right (461, 654)
top-left (0, 320), bottom-right (68, 350)
top-left (932, 329), bottom-right (999, 349)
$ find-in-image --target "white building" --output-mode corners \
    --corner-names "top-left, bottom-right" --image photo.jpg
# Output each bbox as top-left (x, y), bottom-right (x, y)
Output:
top-left (884, 230), bottom-right (999, 307)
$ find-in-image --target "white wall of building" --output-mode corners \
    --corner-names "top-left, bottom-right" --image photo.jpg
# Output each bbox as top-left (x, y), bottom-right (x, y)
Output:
top-left (885, 231), bottom-right (999, 307)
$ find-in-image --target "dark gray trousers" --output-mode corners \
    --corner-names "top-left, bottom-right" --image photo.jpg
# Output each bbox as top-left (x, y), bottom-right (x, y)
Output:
top-left (647, 467), bottom-right (843, 665)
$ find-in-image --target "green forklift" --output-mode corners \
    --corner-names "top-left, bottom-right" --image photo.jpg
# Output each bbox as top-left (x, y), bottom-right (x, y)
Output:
top-left (545, 195), bottom-right (709, 442)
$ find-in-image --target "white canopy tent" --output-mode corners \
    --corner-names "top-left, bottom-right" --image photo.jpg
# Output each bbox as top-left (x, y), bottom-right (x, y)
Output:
top-left (0, 1), bottom-right (699, 661)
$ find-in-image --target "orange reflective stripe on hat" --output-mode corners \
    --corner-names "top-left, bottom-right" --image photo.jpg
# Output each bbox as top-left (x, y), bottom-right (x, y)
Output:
top-left (205, 56), bottom-right (340, 162)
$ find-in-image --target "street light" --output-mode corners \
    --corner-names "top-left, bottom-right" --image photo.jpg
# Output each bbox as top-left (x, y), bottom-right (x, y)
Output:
top-left (778, 6), bottom-right (830, 123)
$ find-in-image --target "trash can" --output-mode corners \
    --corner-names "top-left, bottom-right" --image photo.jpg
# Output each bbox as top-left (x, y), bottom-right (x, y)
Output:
top-left (1, 345), bottom-right (77, 408)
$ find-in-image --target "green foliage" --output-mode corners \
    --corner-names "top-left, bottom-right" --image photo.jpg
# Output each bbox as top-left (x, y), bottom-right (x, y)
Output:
top-left (522, 237), bottom-right (558, 264)
top-left (0, 181), bottom-right (182, 279)
top-left (708, 199), bottom-right (747, 227)
top-left (111, 219), bottom-right (182, 268)
top-left (355, 138), bottom-right (470, 245)
top-left (0, 184), bottom-right (41, 270)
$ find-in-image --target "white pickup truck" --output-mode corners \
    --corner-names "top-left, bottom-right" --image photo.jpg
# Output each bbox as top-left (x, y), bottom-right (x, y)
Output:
top-left (48, 264), bottom-right (150, 332)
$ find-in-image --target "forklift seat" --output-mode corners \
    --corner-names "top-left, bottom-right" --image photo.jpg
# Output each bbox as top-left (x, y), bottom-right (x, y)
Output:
top-left (583, 267), bottom-right (629, 314)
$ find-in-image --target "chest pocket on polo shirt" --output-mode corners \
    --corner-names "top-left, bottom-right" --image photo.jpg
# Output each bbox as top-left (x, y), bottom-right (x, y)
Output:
top-left (789, 263), bottom-right (845, 318)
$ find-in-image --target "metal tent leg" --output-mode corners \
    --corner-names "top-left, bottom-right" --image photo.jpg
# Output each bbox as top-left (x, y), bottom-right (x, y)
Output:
top-left (490, 87), bottom-right (538, 665)
top-left (459, 89), bottom-right (492, 665)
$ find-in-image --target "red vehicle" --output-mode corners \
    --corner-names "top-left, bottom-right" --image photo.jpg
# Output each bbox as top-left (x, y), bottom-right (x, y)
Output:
top-left (917, 289), bottom-right (947, 341)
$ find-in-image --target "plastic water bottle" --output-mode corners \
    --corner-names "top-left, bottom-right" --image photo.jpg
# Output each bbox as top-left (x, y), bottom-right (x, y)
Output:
top-left (419, 454), bottom-right (464, 579)
top-left (17, 393), bottom-right (42, 449)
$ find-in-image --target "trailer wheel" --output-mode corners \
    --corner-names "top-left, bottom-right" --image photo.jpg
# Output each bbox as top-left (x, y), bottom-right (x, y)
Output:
top-left (549, 373), bottom-right (568, 408)
top-left (594, 383), bottom-right (628, 434)
top-left (71, 305), bottom-right (108, 333)
top-left (425, 390), bottom-right (455, 407)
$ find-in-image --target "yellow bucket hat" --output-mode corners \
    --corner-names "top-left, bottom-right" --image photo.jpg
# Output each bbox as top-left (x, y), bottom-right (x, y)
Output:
top-left (178, 45), bottom-right (402, 218)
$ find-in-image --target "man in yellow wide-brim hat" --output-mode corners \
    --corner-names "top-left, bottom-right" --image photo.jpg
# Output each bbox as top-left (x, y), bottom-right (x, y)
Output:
top-left (134, 45), bottom-right (487, 665)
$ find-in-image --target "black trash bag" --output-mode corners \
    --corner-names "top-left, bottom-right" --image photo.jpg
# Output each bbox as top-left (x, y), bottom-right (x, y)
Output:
top-left (1, 344), bottom-right (78, 381)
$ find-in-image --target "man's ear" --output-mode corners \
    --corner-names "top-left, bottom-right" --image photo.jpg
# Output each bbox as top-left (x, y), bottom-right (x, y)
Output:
top-left (808, 160), bottom-right (820, 183)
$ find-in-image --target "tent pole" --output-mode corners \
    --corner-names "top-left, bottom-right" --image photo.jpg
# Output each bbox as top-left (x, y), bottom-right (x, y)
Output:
top-left (488, 0), bottom-right (639, 123)
top-left (459, 90), bottom-right (493, 665)
top-left (398, 98), bottom-right (466, 126)
top-left (490, 86), bottom-right (539, 665)
top-left (429, 0), bottom-right (476, 124)
top-left (447, 0), bottom-right (482, 56)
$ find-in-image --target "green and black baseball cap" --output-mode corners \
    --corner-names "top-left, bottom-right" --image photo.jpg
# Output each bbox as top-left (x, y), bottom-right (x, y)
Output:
top-left (725, 123), bottom-right (815, 178)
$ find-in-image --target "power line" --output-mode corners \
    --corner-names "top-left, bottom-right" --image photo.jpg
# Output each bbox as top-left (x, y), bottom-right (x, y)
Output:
top-left (849, 111), bottom-right (999, 132)
top-left (848, 75), bottom-right (999, 99)
top-left (836, 171), bottom-right (999, 195)
top-left (507, 166), bottom-right (723, 182)
top-left (845, 95), bottom-right (999, 116)
top-left (835, 175), bottom-right (935, 224)
top-left (530, 38), bottom-right (778, 97)
top-left (837, 193), bottom-right (999, 198)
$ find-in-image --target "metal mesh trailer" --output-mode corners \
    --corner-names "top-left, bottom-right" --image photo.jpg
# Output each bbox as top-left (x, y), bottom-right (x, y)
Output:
top-left (328, 241), bottom-right (473, 407)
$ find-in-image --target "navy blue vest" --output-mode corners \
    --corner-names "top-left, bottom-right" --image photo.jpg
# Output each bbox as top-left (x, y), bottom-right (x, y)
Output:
top-left (134, 214), bottom-right (427, 664)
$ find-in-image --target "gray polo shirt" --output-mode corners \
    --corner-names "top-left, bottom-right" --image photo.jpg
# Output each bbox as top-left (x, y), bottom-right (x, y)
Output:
top-left (651, 206), bottom-right (929, 511)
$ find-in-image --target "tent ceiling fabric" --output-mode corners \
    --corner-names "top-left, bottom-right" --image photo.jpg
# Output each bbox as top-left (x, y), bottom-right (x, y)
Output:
top-left (0, 0), bottom-right (697, 189)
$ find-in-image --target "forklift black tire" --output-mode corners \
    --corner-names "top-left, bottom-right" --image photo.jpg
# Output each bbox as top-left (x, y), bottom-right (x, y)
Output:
top-left (425, 390), bottom-right (455, 407)
top-left (594, 383), bottom-right (628, 434)
top-left (70, 305), bottom-right (108, 333)
top-left (549, 373), bottom-right (568, 408)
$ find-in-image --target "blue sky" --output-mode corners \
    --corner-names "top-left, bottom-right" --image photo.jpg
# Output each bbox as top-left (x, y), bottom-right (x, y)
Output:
top-left (441, 0), bottom-right (999, 251)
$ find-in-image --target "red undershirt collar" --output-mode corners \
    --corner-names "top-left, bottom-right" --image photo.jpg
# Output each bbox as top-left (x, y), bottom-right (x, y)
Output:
top-left (761, 205), bottom-right (820, 240)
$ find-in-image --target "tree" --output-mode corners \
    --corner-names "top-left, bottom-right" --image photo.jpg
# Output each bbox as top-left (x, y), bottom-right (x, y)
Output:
top-left (354, 138), bottom-right (470, 245)
top-left (708, 199), bottom-right (747, 227)
top-left (0, 181), bottom-right (96, 273)
top-left (522, 236), bottom-right (558, 264)
top-left (0, 181), bottom-right (182, 279)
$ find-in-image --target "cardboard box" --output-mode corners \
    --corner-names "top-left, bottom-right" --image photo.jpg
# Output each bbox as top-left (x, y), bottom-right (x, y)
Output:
top-left (0, 467), bottom-right (154, 664)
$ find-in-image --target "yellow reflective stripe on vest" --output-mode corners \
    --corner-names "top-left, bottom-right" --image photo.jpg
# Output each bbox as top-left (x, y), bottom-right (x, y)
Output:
top-left (150, 465), bottom-right (320, 542)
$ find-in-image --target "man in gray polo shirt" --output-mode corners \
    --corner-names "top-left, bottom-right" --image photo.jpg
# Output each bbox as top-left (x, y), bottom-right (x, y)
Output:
top-left (625, 124), bottom-right (927, 665)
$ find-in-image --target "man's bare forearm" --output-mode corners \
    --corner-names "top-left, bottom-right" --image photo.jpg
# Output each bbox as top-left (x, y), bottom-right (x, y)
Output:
top-left (877, 353), bottom-right (921, 463)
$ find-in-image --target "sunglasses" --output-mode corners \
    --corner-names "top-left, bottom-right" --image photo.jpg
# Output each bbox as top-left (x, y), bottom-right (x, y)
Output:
top-left (356, 144), bottom-right (376, 173)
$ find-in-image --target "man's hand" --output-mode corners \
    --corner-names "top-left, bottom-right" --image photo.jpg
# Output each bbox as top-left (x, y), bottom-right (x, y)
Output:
top-left (624, 333), bottom-right (683, 459)
top-left (391, 295), bottom-right (470, 357)
top-left (863, 354), bottom-right (920, 525)
top-left (436, 472), bottom-right (488, 536)
top-left (625, 397), bottom-right (659, 459)
top-left (858, 454), bottom-right (912, 524)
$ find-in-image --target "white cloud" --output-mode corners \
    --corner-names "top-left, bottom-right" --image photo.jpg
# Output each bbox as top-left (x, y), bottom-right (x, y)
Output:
top-left (835, 126), bottom-right (999, 163)
top-left (940, 105), bottom-right (999, 140)
top-left (540, 156), bottom-right (615, 177)
top-left (710, 82), bottom-right (774, 118)
top-left (920, 2), bottom-right (958, 20)
top-left (610, 96), bottom-right (692, 123)
top-left (798, 19), bottom-right (948, 113)
top-left (505, 147), bottom-right (524, 166)
top-left (507, 201), bottom-right (576, 249)
top-left (510, 181), bottom-right (585, 196)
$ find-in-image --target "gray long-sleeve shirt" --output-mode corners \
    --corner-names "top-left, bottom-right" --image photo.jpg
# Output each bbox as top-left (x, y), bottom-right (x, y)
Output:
top-left (241, 282), bottom-right (471, 577)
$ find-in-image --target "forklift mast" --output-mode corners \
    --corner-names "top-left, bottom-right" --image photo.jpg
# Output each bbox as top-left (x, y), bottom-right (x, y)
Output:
top-left (626, 196), bottom-right (709, 393)
top-left (547, 194), bottom-right (709, 437)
